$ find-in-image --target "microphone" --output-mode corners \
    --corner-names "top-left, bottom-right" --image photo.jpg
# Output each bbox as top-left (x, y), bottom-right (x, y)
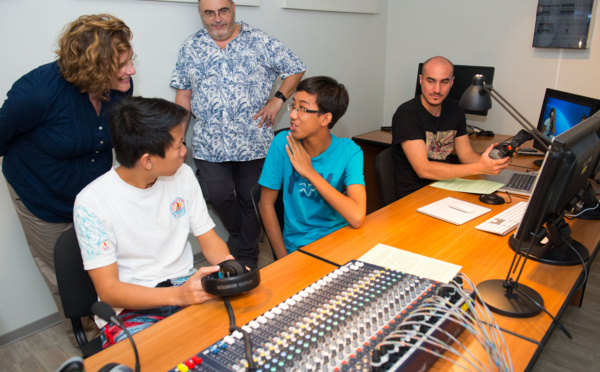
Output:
top-left (489, 129), bottom-right (534, 159)
top-left (92, 301), bottom-right (124, 327)
top-left (92, 302), bottom-right (140, 372)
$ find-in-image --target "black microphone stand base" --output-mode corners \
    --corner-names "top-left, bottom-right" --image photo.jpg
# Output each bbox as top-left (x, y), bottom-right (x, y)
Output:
top-left (477, 279), bottom-right (543, 318)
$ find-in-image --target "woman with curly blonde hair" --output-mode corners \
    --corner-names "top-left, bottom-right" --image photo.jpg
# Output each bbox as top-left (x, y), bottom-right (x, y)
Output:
top-left (0, 14), bottom-right (135, 343)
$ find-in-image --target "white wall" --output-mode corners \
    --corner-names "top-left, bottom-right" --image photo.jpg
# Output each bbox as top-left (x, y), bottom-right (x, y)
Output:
top-left (2, 0), bottom-right (599, 341)
top-left (383, 0), bottom-right (600, 135)
top-left (0, 0), bottom-right (388, 338)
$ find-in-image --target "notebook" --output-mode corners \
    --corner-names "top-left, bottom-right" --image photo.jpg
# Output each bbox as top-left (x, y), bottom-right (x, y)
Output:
top-left (417, 197), bottom-right (491, 225)
top-left (484, 170), bottom-right (538, 196)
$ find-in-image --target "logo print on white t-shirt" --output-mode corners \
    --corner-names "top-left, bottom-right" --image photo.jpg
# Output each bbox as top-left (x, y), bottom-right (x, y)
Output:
top-left (170, 197), bottom-right (186, 218)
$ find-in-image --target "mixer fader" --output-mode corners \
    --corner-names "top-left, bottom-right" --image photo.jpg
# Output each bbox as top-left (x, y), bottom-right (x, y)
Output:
top-left (170, 260), bottom-right (469, 372)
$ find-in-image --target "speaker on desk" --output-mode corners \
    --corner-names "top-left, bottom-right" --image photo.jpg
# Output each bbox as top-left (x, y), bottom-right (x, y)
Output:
top-left (202, 259), bottom-right (260, 296)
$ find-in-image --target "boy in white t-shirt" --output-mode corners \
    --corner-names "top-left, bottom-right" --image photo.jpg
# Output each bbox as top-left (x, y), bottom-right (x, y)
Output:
top-left (74, 96), bottom-right (234, 348)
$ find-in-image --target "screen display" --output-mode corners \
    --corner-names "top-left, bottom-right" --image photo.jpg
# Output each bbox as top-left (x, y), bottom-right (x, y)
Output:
top-left (533, 0), bottom-right (594, 49)
top-left (539, 97), bottom-right (593, 140)
top-left (534, 88), bottom-right (600, 151)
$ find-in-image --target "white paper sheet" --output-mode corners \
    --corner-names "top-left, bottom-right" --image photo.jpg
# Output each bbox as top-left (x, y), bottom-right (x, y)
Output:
top-left (358, 243), bottom-right (462, 283)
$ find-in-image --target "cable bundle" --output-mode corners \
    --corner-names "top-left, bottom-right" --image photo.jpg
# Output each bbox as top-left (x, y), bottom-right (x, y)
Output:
top-left (371, 274), bottom-right (513, 372)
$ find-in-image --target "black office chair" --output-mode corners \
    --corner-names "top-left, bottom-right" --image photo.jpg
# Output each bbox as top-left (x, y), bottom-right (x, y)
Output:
top-left (250, 183), bottom-right (283, 261)
top-left (54, 227), bottom-right (103, 357)
top-left (375, 147), bottom-right (397, 208)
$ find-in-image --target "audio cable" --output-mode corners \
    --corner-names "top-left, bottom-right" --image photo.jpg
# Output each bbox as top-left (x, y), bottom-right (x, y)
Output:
top-left (373, 274), bottom-right (513, 372)
top-left (223, 296), bottom-right (257, 371)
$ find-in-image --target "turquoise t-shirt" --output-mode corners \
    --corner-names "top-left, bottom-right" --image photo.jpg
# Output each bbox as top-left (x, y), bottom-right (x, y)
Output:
top-left (258, 131), bottom-right (365, 253)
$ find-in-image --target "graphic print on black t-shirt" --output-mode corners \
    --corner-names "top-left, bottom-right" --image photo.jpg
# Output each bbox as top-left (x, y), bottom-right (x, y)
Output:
top-left (426, 130), bottom-right (457, 160)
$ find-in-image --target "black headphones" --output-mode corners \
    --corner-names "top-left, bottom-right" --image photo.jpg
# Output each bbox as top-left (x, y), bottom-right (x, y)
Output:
top-left (201, 259), bottom-right (260, 296)
top-left (98, 363), bottom-right (134, 372)
top-left (55, 357), bottom-right (134, 372)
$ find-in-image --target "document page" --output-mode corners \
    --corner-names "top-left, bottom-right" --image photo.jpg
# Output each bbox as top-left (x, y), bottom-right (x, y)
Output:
top-left (358, 243), bottom-right (462, 283)
top-left (430, 178), bottom-right (503, 194)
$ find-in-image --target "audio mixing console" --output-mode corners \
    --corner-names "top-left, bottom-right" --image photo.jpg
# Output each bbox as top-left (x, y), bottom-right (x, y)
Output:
top-left (170, 260), bottom-right (469, 372)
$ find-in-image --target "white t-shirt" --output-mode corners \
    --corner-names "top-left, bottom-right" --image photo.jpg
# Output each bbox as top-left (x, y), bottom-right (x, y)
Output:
top-left (74, 164), bottom-right (215, 288)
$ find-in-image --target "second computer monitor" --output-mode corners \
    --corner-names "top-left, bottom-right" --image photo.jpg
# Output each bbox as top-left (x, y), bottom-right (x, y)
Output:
top-left (510, 111), bottom-right (600, 265)
top-left (533, 88), bottom-right (600, 152)
top-left (415, 63), bottom-right (495, 116)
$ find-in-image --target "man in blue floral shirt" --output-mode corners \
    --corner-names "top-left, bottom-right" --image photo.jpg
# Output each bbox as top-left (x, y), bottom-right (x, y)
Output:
top-left (171, 0), bottom-right (305, 268)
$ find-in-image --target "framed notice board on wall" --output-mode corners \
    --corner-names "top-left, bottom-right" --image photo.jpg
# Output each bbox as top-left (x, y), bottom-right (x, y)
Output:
top-left (533, 0), bottom-right (594, 48)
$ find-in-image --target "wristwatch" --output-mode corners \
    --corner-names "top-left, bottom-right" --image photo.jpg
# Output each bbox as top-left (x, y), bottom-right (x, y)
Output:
top-left (274, 91), bottom-right (287, 102)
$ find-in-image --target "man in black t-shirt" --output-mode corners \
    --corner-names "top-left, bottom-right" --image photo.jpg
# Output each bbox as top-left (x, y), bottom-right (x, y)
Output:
top-left (391, 56), bottom-right (509, 199)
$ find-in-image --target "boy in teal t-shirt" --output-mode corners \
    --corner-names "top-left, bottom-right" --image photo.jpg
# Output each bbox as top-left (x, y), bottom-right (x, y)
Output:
top-left (258, 76), bottom-right (366, 258)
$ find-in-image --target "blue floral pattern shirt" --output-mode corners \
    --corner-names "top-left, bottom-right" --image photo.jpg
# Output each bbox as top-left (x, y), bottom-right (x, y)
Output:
top-left (170, 22), bottom-right (306, 162)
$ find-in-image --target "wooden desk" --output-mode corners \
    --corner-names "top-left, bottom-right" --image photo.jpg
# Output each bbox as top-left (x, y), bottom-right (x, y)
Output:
top-left (352, 129), bottom-right (512, 213)
top-left (301, 182), bottom-right (598, 371)
top-left (84, 152), bottom-right (597, 372)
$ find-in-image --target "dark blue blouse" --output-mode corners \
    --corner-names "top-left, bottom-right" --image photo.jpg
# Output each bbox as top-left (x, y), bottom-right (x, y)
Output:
top-left (0, 62), bottom-right (132, 223)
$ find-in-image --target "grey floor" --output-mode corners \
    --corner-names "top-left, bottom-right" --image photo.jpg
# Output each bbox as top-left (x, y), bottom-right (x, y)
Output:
top-left (1, 236), bottom-right (598, 372)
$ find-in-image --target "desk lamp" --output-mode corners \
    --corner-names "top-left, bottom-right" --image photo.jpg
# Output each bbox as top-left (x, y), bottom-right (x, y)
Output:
top-left (459, 75), bottom-right (550, 318)
top-left (459, 75), bottom-right (550, 151)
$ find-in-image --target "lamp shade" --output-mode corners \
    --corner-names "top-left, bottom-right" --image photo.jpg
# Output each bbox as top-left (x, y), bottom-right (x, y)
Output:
top-left (459, 74), bottom-right (492, 112)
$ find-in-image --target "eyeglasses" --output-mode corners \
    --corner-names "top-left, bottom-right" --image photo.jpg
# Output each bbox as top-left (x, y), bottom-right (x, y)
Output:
top-left (120, 53), bottom-right (137, 70)
top-left (202, 7), bottom-right (231, 19)
top-left (287, 103), bottom-right (319, 114)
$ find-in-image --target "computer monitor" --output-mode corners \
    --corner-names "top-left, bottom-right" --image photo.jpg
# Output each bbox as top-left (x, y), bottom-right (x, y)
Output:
top-left (415, 63), bottom-right (495, 116)
top-left (509, 110), bottom-right (600, 266)
top-left (533, 88), bottom-right (600, 152)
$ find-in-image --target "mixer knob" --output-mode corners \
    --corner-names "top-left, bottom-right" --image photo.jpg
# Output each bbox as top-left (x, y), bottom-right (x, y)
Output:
top-left (176, 363), bottom-right (189, 372)
top-left (314, 357), bottom-right (322, 370)
top-left (377, 309), bottom-right (385, 326)
top-left (358, 323), bottom-right (366, 336)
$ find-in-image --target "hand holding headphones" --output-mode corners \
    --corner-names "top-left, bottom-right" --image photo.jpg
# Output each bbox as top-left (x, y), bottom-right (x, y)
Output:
top-left (202, 259), bottom-right (261, 296)
top-left (175, 265), bottom-right (223, 304)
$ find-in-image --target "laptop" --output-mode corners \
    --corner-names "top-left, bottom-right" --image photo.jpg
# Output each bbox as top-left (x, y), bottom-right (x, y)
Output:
top-left (484, 169), bottom-right (538, 196)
